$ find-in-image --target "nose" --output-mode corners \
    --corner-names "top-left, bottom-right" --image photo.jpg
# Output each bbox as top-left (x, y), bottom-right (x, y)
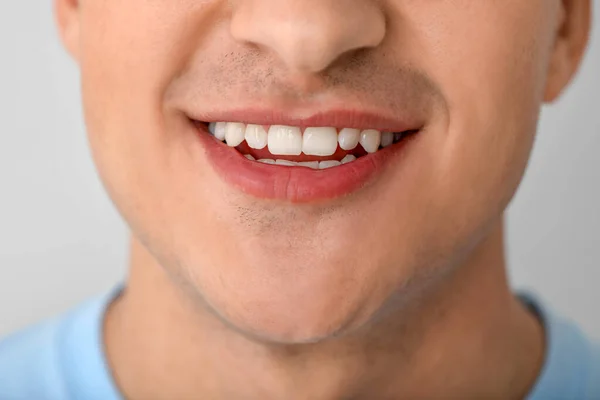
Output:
top-left (230, 0), bottom-right (386, 74)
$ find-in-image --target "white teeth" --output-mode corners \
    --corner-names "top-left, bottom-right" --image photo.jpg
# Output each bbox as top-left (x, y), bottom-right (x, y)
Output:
top-left (245, 124), bottom-right (268, 149)
top-left (338, 128), bottom-right (360, 151)
top-left (251, 157), bottom-right (351, 169)
top-left (319, 160), bottom-right (341, 169)
top-left (359, 129), bottom-right (381, 153)
top-left (244, 154), bottom-right (256, 161)
top-left (211, 122), bottom-right (227, 141)
top-left (212, 121), bottom-right (397, 164)
top-left (302, 127), bottom-right (338, 156)
top-left (268, 125), bottom-right (303, 156)
top-left (341, 154), bottom-right (357, 164)
top-left (225, 122), bottom-right (246, 147)
top-left (275, 159), bottom-right (296, 166)
top-left (298, 161), bottom-right (320, 169)
top-left (381, 132), bottom-right (394, 148)
top-left (210, 122), bottom-right (400, 153)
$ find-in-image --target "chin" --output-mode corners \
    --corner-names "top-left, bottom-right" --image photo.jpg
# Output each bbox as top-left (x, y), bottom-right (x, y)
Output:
top-left (216, 304), bottom-right (364, 345)
top-left (192, 258), bottom-right (393, 345)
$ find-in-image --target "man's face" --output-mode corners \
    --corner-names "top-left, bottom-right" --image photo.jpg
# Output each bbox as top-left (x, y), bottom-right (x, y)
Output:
top-left (70, 1), bottom-right (566, 342)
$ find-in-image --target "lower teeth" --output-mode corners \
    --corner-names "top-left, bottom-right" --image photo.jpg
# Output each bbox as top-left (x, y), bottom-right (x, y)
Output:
top-left (238, 133), bottom-right (413, 169)
top-left (242, 153), bottom-right (358, 169)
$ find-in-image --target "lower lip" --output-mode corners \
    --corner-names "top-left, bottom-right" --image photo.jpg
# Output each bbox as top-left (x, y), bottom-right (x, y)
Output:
top-left (195, 124), bottom-right (412, 203)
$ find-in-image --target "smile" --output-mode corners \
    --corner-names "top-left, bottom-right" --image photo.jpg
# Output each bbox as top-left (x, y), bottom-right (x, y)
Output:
top-left (192, 111), bottom-right (421, 202)
top-left (207, 121), bottom-right (414, 167)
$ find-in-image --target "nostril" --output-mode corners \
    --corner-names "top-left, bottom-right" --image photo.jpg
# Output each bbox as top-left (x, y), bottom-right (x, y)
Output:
top-left (229, 1), bottom-right (387, 75)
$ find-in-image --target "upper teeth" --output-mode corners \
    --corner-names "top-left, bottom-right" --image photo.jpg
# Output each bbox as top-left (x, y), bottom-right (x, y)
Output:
top-left (302, 127), bottom-right (338, 156)
top-left (359, 129), bottom-right (381, 153)
top-left (338, 128), bottom-right (361, 151)
top-left (224, 122), bottom-right (246, 147)
top-left (208, 122), bottom-right (395, 156)
top-left (245, 124), bottom-right (268, 149)
top-left (267, 125), bottom-right (303, 156)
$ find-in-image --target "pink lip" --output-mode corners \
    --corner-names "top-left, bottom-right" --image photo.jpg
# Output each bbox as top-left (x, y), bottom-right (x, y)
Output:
top-left (195, 132), bottom-right (416, 204)
top-left (189, 108), bottom-right (422, 202)
top-left (190, 108), bottom-right (422, 133)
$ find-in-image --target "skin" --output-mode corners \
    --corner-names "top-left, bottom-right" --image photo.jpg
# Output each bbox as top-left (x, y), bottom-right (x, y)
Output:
top-left (55, 0), bottom-right (591, 398)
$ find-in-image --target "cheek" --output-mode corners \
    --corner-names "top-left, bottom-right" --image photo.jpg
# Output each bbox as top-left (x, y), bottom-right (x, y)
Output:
top-left (411, 2), bottom-right (554, 227)
top-left (76, 1), bottom-right (217, 245)
top-left (77, 0), bottom-right (213, 164)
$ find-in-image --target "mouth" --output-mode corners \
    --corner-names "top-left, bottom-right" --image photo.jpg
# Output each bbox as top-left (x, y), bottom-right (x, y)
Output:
top-left (191, 111), bottom-right (421, 202)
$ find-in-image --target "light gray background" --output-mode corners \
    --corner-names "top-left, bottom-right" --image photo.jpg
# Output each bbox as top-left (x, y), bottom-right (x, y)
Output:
top-left (0, 3), bottom-right (598, 338)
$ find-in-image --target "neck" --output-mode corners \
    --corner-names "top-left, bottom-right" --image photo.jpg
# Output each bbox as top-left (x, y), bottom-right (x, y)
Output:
top-left (105, 219), bottom-right (544, 399)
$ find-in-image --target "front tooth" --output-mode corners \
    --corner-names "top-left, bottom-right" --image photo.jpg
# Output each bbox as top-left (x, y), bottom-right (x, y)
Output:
top-left (298, 161), bottom-right (320, 169)
top-left (212, 122), bottom-right (227, 140)
top-left (276, 159), bottom-right (297, 166)
top-left (258, 159), bottom-right (276, 164)
top-left (341, 154), bottom-right (357, 164)
top-left (302, 127), bottom-right (338, 156)
top-left (244, 154), bottom-right (256, 161)
top-left (359, 129), bottom-right (381, 153)
top-left (381, 132), bottom-right (394, 147)
top-left (319, 160), bottom-right (341, 169)
top-left (245, 124), bottom-right (268, 149)
top-left (225, 122), bottom-right (246, 147)
top-left (338, 128), bottom-right (360, 150)
top-left (268, 125), bottom-right (302, 156)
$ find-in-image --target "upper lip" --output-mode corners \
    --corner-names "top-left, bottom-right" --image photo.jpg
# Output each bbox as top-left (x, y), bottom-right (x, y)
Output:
top-left (189, 108), bottom-right (423, 133)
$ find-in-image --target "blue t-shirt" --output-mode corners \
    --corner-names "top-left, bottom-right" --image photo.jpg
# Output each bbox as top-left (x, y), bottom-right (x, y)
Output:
top-left (0, 289), bottom-right (599, 399)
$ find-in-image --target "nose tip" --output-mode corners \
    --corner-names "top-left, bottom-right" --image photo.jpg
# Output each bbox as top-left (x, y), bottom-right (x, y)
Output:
top-left (230, 1), bottom-right (386, 74)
